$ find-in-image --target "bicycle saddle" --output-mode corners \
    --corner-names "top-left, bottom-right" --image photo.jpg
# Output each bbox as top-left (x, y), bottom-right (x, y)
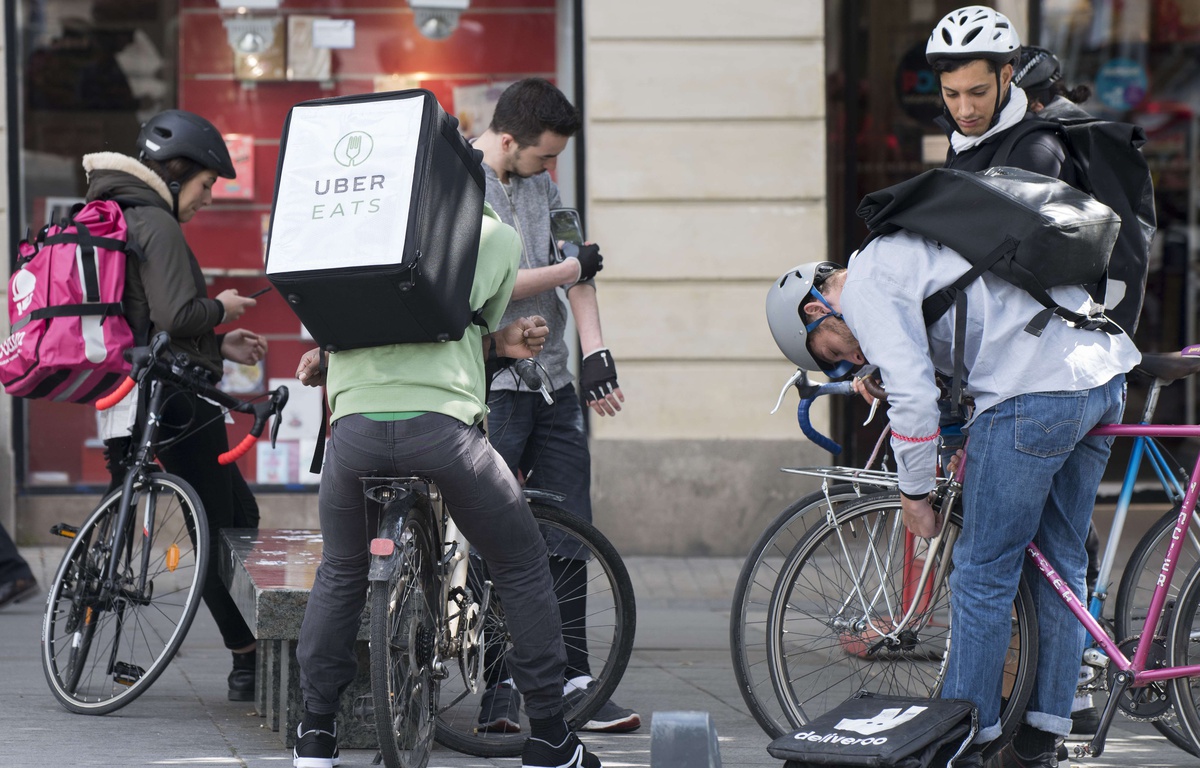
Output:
top-left (1134, 350), bottom-right (1200, 383)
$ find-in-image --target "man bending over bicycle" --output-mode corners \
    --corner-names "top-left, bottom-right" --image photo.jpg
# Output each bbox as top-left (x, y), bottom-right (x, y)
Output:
top-left (290, 203), bottom-right (601, 768)
top-left (766, 242), bottom-right (1138, 768)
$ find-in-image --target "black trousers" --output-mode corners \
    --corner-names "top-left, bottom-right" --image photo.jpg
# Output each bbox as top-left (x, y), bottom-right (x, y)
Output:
top-left (155, 387), bottom-right (258, 650)
top-left (0, 522), bottom-right (34, 583)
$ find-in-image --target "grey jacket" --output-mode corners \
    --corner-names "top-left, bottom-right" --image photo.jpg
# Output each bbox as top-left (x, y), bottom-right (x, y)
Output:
top-left (481, 163), bottom-right (587, 393)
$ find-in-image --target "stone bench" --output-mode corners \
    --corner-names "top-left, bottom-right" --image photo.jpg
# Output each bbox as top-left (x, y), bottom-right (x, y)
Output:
top-left (219, 529), bottom-right (376, 749)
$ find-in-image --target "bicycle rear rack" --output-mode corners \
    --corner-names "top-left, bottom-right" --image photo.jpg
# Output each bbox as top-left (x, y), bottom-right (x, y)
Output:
top-left (781, 466), bottom-right (900, 489)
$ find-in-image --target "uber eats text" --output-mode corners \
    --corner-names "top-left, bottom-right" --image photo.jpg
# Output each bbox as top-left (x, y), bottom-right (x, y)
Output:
top-left (312, 175), bottom-right (385, 219)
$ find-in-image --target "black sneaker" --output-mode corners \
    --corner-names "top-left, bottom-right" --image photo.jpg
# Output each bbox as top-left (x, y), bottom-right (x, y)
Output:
top-left (478, 681), bottom-right (522, 732)
top-left (228, 666), bottom-right (255, 702)
top-left (1069, 706), bottom-right (1099, 735)
top-left (563, 682), bottom-right (640, 733)
top-left (522, 732), bottom-right (601, 768)
top-left (988, 742), bottom-right (1058, 768)
top-left (293, 722), bottom-right (340, 768)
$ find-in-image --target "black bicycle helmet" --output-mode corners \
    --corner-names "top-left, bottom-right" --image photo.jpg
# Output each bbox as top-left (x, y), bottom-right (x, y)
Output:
top-left (137, 110), bottom-right (236, 179)
top-left (1013, 45), bottom-right (1062, 94)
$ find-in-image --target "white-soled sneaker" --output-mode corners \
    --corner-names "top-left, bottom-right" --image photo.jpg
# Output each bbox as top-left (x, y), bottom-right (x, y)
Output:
top-left (522, 732), bottom-right (601, 768)
top-left (563, 681), bottom-right (641, 733)
top-left (293, 721), bottom-right (340, 768)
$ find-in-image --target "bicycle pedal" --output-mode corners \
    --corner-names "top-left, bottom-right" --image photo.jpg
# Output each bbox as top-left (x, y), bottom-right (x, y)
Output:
top-left (353, 693), bottom-right (375, 725)
top-left (50, 522), bottom-right (80, 539)
top-left (112, 661), bottom-right (145, 686)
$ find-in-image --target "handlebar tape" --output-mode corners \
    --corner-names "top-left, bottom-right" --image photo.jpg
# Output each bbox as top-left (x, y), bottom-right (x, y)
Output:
top-left (219, 433), bottom-right (258, 466)
top-left (96, 377), bottom-right (137, 410)
top-left (797, 397), bottom-right (843, 455)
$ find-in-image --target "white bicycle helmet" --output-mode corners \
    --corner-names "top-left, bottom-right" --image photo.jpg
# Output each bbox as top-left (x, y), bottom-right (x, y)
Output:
top-left (926, 5), bottom-right (1021, 65)
top-left (766, 262), bottom-right (854, 379)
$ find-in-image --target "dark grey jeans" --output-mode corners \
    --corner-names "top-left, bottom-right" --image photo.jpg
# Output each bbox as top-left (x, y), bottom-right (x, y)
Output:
top-left (296, 412), bottom-right (568, 719)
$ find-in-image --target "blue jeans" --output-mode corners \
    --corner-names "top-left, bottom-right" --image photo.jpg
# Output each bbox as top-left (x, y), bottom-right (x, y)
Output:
top-left (943, 375), bottom-right (1125, 742)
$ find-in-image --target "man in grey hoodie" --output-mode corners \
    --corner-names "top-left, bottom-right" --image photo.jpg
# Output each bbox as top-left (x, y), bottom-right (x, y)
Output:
top-left (471, 78), bottom-right (639, 734)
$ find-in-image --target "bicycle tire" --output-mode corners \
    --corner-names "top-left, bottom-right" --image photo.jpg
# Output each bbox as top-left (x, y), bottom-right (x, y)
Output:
top-left (763, 492), bottom-right (1038, 758)
top-left (1167, 557), bottom-right (1200, 755)
top-left (432, 502), bottom-right (637, 758)
top-left (730, 484), bottom-right (865, 737)
top-left (1114, 503), bottom-right (1200, 756)
top-left (42, 472), bottom-right (208, 715)
top-left (371, 501), bottom-right (440, 768)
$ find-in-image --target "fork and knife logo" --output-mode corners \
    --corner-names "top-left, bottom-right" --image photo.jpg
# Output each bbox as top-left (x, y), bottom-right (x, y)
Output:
top-left (333, 131), bottom-right (374, 167)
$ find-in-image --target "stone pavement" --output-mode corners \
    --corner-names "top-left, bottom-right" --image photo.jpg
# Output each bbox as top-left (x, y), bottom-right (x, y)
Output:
top-left (2, 545), bottom-right (1196, 766)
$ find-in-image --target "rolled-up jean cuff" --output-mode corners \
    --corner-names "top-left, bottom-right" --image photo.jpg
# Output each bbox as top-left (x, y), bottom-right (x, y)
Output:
top-left (975, 719), bottom-right (1001, 745)
top-left (1025, 710), bottom-right (1072, 739)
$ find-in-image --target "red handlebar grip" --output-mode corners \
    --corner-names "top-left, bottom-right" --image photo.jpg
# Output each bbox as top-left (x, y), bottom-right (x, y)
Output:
top-left (96, 377), bottom-right (137, 410)
top-left (219, 433), bottom-right (258, 465)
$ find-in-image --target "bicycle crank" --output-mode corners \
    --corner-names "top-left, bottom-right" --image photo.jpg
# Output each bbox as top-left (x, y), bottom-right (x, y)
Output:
top-left (1105, 636), bottom-right (1173, 721)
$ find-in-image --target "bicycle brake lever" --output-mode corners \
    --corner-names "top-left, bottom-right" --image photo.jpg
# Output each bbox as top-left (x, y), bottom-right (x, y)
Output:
top-left (268, 386), bottom-right (289, 448)
top-left (771, 369), bottom-right (807, 414)
top-left (863, 397), bottom-right (880, 426)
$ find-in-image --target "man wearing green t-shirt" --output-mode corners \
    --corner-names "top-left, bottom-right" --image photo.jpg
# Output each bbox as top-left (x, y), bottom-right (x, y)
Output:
top-left (289, 205), bottom-right (603, 768)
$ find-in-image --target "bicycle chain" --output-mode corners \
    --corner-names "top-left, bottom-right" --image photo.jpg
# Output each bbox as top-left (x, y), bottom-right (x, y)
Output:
top-left (1105, 635), bottom-right (1174, 722)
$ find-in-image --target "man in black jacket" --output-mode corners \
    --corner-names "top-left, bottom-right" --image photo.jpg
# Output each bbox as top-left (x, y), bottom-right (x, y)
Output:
top-left (926, 6), bottom-right (1071, 182)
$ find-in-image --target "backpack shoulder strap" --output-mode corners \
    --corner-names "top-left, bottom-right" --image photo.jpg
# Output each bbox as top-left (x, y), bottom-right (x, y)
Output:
top-left (992, 119), bottom-right (1063, 168)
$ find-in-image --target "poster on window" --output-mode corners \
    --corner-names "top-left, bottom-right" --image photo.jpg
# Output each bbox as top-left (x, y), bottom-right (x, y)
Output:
top-left (452, 81), bottom-right (515, 140)
top-left (213, 134), bottom-right (255, 200)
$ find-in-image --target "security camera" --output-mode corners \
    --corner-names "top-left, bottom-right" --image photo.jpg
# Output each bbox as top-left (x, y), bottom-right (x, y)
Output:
top-left (407, 0), bottom-right (470, 40)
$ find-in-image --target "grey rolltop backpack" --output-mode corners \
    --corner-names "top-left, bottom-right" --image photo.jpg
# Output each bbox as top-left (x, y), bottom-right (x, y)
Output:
top-left (265, 89), bottom-right (486, 351)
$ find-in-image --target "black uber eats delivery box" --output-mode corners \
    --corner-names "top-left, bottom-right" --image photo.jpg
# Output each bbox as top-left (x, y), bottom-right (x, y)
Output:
top-left (266, 89), bottom-right (485, 350)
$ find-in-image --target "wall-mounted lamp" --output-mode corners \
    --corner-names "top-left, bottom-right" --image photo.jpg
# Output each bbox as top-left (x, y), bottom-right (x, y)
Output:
top-left (407, 0), bottom-right (470, 41)
top-left (223, 17), bottom-right (278, 54)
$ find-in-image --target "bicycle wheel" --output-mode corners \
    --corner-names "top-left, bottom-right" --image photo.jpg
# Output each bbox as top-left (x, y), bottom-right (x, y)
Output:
top-left (1116, 504), bottom-right (1200, 756)
top-left (370, 502), bottom-right (440, 768)
top-left (730, 484), bottom-right (865, 737)
top-left (1167, 557), bottom-right (1200, 755)
top-left (765, 492), bottom-right (1038, 757)
top-left (433, 502), bottom-right (636, 758)
top-left (42, 472), bottom-right (208, 715)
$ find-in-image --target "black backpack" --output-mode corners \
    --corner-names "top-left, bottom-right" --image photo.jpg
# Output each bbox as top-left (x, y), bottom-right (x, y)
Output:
top-left (857, 165), bottom-right (1124, 414)
top-left (993, 116), bottom-right (1156, 335)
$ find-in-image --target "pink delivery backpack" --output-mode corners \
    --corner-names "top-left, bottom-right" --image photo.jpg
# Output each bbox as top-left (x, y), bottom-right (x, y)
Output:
top-left (1, 200), bottom-right (137, 404)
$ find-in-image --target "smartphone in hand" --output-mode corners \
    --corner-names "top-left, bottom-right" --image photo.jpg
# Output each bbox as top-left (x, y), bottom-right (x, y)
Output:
top-left (549, 208), bottom-right (585, 263)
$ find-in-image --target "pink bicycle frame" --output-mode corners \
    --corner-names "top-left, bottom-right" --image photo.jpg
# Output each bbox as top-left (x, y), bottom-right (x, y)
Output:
top-left (1028, 423), bottom-right (1200, 688)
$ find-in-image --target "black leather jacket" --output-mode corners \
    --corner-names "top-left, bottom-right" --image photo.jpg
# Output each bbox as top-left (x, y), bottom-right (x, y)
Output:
top-left (937, 113), bottom-right (1075, 185)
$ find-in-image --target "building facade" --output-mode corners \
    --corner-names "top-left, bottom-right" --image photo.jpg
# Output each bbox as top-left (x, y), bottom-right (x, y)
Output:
top-left (5, 1), bottom-right (1200, 555)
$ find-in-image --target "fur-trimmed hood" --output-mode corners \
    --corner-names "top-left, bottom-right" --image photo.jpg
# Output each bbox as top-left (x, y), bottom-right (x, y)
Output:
top-left (82, 152), bottom-right (173, 206)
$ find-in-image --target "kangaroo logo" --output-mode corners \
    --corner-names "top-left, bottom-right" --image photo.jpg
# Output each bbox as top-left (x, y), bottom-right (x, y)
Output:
top-left (836, 706), bottom-right (927, 736)
top-left (334, 131), bottom-right (374, 167)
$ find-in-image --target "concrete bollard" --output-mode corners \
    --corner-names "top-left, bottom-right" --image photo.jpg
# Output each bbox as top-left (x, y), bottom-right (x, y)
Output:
top-left (650, 710), bottom-right (722, 768)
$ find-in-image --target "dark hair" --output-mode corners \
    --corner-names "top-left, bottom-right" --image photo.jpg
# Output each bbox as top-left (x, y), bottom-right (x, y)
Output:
top-left (1026, 82), bottom-right (1092, 110)
top-left (490, 78), bottom-right (581, 148)
top-left (141, 156), bottom-right (205, 188)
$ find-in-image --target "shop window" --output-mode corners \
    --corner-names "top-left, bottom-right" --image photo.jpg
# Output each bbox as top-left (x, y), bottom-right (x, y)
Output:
top-left (13, 0), bottom-right (573, 491)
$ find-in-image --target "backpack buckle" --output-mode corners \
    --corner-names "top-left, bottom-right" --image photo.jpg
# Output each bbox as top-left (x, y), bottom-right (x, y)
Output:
top-left (1076, 316), bottom-right (1111, 332)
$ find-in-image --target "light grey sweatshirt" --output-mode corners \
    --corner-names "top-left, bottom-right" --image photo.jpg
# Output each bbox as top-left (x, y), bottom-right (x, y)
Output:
top-left (481, 163), bottom-right (589, 393)
top-left (842, 229), bottom-right (1141, 496)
